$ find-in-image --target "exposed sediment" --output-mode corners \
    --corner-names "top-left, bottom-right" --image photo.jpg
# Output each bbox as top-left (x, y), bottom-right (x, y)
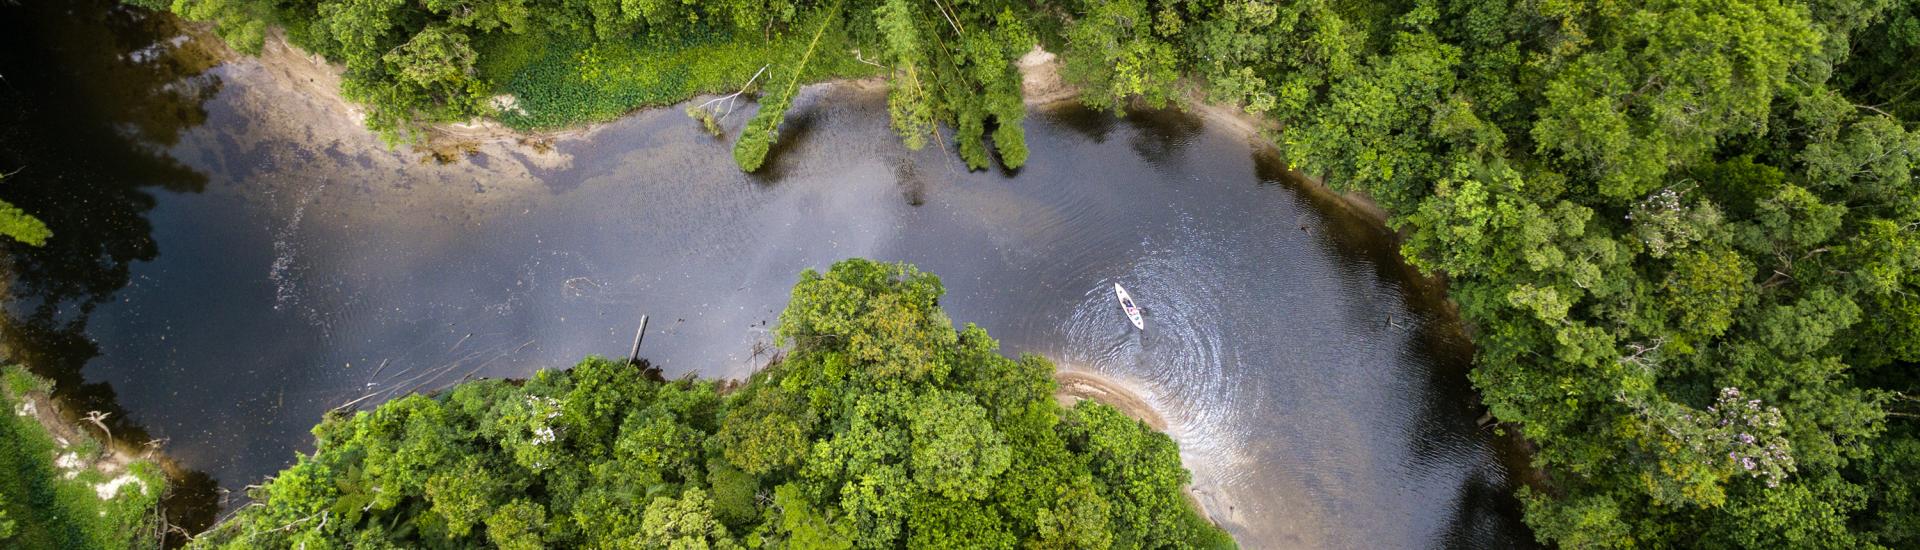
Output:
top-left (1053, 368), bottom-right (1169, 431)
top-left (1050, 367), bottom-right (1243, 537)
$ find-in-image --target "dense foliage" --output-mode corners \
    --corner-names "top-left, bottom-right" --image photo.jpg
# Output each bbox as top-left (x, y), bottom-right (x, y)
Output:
top-left (133, 0), bottom-right (1920, 545)
top-left (733, 4), bottom-right (841, 172)
top-left (0, 366), bottom-right (168, 549)
top-left (153, 0), bottom-right (1034, 170)
top-left (1043, 0), bottom-right (1920, 547)
top-left (193, 259), bottom-right (1229, 548)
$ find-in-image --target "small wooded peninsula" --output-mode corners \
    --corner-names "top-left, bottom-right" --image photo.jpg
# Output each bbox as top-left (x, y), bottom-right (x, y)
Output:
top-left (187, 259), bottom-right (1231, 548)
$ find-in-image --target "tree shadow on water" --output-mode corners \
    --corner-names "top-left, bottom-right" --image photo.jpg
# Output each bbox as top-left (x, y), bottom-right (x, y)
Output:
top-left (746, 109), bottom-right (821, 186)
top-left (0, 0), bottom-right (225, 544)
top-left (1040, 101), bottom-right (1204, 168)
top-left (1248, 144), bottom-right (1536, 547)
top-left (1042, 103), bottom-right (1119, 144)
top-left (1119, 105), bottom-right (1205, 167)
top-left (894, 157), bottom-right (927, 206)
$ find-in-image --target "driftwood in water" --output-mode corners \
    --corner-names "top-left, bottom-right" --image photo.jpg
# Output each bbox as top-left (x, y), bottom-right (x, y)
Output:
top-left (628, 314), bottom-right (649, 365)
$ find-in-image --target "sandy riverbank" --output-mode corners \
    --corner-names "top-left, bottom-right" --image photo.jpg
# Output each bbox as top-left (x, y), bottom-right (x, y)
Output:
top-left (1052, 368), bottom-right (1169, 431)
top-left (1012, 53), bottom-right (1395, 229)
top-left (1050, 367), bottom-right (1246, 536)
top-left (1182, 100), bottom-right (1394, 225)
top-left (250, 29), bottom-right (590, 167)
top-left (244, 25), bottom-right (1399, 232)
top-left (244, 29), bottom-right (1068, 160)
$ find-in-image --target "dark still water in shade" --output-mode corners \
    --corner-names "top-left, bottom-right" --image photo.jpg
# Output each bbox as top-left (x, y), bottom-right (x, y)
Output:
top-left (1, 3), bottom-right (1534, 547)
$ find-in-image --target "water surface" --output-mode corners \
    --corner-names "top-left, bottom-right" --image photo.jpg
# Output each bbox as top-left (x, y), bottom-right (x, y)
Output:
top-left (1, 4), bottom-right (1533, 547)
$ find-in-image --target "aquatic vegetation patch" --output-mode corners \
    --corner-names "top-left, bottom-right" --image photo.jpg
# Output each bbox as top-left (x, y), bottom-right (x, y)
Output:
top-left (477, 15), bottom-right (877, 132)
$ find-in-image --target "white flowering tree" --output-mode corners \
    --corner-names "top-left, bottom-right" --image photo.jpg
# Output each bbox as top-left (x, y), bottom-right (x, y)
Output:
top-left (1620, 386), bottom-right (1796, 507)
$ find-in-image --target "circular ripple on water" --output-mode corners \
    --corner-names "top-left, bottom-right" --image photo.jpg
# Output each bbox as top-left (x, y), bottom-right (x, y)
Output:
top-left (1057, 221), bottom-right (1244, 459)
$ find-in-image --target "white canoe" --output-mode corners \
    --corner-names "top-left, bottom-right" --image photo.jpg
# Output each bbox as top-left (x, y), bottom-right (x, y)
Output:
top-left (1114, 283), bottom-right (1144, 330)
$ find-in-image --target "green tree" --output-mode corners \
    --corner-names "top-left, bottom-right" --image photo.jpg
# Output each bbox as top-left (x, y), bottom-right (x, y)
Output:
top-left (908, 390), bottom-right (1012, 500)
top-left (1061, 0), bottom-right (1179, 112)
top-left (1528, 0), bottom-right (1820, 201)
top-left (640, 488), bottom-right (740, 549)
top-left (169, 0), bottom-right (271, 53)
top-left (874, 0), bottom-right (935, 151)
top-left (0, 500), bottom-right (13, 541)
top-left (735, 5), bottom-right (841, 171)
top-left (1031, 475), bottom-right (1113, 550)
top-left (485, 500), bottom-right (548, 549)
top-left (384, 26), bottom-right (486, 115)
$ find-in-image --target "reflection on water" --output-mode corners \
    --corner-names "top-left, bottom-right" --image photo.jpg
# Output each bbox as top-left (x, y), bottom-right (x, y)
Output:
top-left (4, 5), bottom-right (1534, 547)
top-left (0, 0), bottom-right (226, 541)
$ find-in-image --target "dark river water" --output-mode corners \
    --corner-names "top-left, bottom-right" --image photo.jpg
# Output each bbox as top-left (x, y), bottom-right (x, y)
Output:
top-left (1, 2), bottom-right (1535, 547)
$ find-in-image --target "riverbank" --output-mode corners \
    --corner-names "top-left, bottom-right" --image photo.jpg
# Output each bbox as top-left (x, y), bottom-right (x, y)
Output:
top-left (1053, 368), bottom-right (1168, 431)
top-left (229, 24), bottom-right (1511, 541)
top-left (249, 29), bottom-right (591, 166)
top-left (238, 19), bottom-right (1387, 235)
top-left (1, 366), bottom-right (167, 548)
top-left (1051, 367), bottom-right (1245, 539)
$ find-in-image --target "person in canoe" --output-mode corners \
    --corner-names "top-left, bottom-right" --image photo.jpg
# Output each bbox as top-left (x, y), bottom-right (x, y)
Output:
top-left (1114, 283), bottom-right (1144, 330)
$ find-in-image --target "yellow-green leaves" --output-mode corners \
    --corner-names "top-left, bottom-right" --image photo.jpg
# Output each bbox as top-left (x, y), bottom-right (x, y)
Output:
top-left (639, 488), bottom-right (740, 549)
top-left (875, 0), bottom-right (934, 150)
top-left (386, 26), bottom-right (485, 111)
top-left (908, 390), bottom-right (1011, 500)
top-left (170, 0), bottom-right (270, 54)
top-left (0, 199), bottom-right (50, 247)
top-left (1661, 248), bottom-right (1751, 342)
top-left (734, 3), bottom-right (839, 171)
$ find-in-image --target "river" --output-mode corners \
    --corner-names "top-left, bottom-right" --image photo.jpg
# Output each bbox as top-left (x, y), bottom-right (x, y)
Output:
top-left (0, 2), bottom-right (1534, 547)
